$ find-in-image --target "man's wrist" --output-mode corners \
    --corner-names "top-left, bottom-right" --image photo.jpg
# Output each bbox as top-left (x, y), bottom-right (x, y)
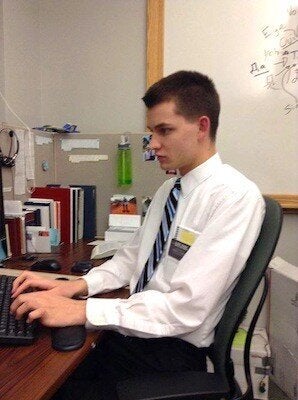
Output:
top-left (73, 278), bottom-right (89, 298)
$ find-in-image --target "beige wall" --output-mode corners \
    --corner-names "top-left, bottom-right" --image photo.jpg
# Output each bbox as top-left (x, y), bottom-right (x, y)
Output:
top-left (0, 0), bottom-right (5, 121)
top-left (1, 0), bottom-right (146, 132)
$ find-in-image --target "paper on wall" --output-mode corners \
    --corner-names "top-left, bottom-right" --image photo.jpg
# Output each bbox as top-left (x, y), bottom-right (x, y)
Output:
top-left (35, 135), bottom-right (53, 145)
top-left (61, 139), bottom-right (100, 151)
top-left (24, 130), bottom-right (35, 180)
top-left (14, 129), bottom-right (26, 195)
top-left (69, 154), bottom-right (108, 163)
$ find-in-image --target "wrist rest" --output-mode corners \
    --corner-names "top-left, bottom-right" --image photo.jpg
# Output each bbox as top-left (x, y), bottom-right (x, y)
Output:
top-left (0, 267), bottom-right (77, 280)
top-left (51, 325), bottom-right (87, 351)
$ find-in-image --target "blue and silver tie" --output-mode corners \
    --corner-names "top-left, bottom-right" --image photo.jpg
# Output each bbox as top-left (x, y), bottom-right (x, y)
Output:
top-left (133, 178), bottom-right (181, 293)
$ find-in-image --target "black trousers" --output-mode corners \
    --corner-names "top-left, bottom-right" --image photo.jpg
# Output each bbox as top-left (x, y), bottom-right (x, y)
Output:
top-left (52, 331), bottom-right (207, 400)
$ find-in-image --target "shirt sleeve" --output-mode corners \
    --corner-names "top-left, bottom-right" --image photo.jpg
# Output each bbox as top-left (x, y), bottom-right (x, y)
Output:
top-left (85, 189), bottom-right (265, 338)
top-left (83, 225), bottom-right (143, 296)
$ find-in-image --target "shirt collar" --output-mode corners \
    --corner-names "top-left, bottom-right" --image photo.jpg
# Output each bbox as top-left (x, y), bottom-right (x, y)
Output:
top-left (180, 153), bottom-right (222, 197)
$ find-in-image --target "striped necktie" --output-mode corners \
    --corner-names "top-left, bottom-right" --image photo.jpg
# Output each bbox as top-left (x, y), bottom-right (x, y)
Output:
top-left (133, 178), bottom-right (181, 293)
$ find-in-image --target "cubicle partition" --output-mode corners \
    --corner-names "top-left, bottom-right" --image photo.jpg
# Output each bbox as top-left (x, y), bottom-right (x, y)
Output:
top-left (1, 130), bottom-right (172, 236)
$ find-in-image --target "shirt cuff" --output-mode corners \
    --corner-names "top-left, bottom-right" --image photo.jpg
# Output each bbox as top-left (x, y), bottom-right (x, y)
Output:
top-left (85, 297), bottom-right (121, 329)
top-left (82, 274), bottom-right (105, 297)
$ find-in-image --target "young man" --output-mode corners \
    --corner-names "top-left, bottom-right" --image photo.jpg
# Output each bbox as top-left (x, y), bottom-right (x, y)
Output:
top-left (11, 71), bottom-right (265, 400)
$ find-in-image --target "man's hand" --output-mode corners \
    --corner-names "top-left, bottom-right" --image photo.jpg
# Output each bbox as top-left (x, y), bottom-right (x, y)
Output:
top-left (10, 290), bottom-right (87, 327)
top-left (11, 271), bottom-right (88, 299)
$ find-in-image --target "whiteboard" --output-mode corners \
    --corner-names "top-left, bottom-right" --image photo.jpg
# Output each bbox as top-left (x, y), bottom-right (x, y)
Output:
top-left (164, 0), bottom-right (297, 193)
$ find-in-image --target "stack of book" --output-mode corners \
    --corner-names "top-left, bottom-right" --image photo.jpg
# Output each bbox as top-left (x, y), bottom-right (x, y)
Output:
top-left (31, 184), bottom-right (96, 244)
top-left (4, 200), bottom-right (44, 256)
top-left (3, 184), bottom-right (97, 256)
top-left (104, 194), bottom-right (141, 242)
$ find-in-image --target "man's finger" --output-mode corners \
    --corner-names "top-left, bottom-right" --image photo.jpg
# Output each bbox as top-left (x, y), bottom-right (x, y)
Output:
top-left (27, 309), bottom-right (44, 323)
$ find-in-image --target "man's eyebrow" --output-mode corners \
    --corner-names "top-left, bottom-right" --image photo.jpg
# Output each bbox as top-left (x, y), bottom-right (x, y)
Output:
top-left (147, 123), bottom-right (171, 131)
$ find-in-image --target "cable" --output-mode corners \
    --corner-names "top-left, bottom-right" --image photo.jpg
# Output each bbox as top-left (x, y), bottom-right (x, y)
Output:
top-left (0, 128), bottom-right (20, 168)
top-left (0, 89), bottom-right (30, 131)
top-left (0, 89), bottom-right (36, 192)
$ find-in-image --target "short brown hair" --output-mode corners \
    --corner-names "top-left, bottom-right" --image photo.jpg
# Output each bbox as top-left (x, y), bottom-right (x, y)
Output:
top-left (142, 71), bottom-right (220, 141)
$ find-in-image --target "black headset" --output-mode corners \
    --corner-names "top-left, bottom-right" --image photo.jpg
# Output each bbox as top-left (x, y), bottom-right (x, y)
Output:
top-left (0, 128), bottom-right (20, 168)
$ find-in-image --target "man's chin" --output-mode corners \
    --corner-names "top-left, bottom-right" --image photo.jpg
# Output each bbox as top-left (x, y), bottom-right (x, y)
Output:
top-left (158, 160), bottom-right (172, 170)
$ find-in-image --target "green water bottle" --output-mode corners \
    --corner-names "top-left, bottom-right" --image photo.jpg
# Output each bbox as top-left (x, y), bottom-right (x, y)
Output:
top-left (117, 134), bottom-right (132, 186)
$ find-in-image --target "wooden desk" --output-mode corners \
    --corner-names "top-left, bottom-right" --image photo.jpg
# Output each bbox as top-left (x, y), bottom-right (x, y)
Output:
top-left (0, 240), bottom-right (126, 400)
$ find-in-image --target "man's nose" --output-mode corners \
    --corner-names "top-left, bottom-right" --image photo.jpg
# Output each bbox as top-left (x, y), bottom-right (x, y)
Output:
top-left (149, 134), bottom-right (160, 150)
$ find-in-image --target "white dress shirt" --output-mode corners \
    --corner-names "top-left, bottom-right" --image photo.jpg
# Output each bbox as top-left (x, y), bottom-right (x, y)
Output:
top-left (83, 154), bottom-right (265, 348)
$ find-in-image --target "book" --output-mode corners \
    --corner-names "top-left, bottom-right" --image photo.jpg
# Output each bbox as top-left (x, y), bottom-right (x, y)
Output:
top-left (4, 216), bottom-right (23, 257)
top-left (23, 200), bottom-right (51, 229)
top-left (104, 226), bottom-right (138, 242)
top-left (31, 187), bottom-right (72, 244)
top-left (23, 209), bottom-right (40, 227)
top-left (22, 206), bottom-right (41, 226)
top-left (108, 213), bottom-right (141, 228)
top-left (4, 224), bottom-right (12, 258)
top-left (110, 194), bottom-right (137, 215)
top-left (69, 187), bottom-right (84, 243)
top-left (105, 194), bottom-right (140, 244)
top-left (26, 226), bottom-right (51, 253)
top-left (27, 198), bottom-right (56, 228)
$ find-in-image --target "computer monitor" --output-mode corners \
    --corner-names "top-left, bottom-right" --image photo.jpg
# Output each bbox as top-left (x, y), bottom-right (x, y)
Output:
top-left (0, 166), bottom-right (7, 262)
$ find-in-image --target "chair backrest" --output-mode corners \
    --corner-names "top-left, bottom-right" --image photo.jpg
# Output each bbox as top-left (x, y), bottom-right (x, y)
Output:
top-left (209, 196), bottom-right (283, 392)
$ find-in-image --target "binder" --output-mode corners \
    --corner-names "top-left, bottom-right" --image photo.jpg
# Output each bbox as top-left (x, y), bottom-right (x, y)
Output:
top-left (32, 187), bottom-right (72, 244)
top-left (70, 185), bottom-right (96, 239)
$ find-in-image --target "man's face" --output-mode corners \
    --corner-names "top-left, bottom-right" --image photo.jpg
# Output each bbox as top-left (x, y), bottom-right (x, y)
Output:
top-left (147, 101), bottom-right (204, 176)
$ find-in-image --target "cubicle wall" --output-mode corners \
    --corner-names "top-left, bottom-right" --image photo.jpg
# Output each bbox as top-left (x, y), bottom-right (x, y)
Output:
top-left (52, 133), bottom-right (172, 236)
top-left (1, 130), bottom-right (172, 236)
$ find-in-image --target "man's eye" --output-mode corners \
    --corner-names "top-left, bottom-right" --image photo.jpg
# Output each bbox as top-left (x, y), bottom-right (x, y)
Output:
top-left (160, 128), bottom-right (171, 134)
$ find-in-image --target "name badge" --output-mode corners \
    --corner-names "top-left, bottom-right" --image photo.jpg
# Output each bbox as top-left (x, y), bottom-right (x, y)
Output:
top-left (168, 226), bottom-right (198, 261)
top-left (169, 238), bottom-right (190, 260)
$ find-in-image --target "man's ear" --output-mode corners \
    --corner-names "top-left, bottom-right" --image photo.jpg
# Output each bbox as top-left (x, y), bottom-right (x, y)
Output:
top-left (197, 116), bottom-right (211, 140)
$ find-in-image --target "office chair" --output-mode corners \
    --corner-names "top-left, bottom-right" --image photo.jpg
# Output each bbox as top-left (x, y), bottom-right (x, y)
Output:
top-left (117, 196), bottom-right (283, 400)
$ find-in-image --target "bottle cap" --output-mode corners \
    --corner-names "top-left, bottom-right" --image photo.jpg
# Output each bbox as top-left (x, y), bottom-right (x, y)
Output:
top-left (118, 134), bottom-right (130, 149)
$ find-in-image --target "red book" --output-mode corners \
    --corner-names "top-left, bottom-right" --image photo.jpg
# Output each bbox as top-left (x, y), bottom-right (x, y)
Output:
top-left (5, 217), bottom-right (22, 257)
top-left (31, 187), bottom-right (72, 244)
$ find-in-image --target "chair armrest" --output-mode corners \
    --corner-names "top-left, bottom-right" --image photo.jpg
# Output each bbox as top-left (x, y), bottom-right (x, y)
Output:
top-left (117, 370), bottom-right (230, 400)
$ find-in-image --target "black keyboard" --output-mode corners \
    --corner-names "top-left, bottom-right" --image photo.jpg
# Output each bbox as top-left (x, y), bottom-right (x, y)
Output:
top-left (0, 274), bottom-right (37, 345)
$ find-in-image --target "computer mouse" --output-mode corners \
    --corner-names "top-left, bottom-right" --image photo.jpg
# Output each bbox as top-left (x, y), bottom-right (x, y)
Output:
top-left (71, 261), bottom-right (94, 274)
top-left (22, 254), bottom-right (38, 261)
top-left (30, 259), bottom-right (62, 272)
